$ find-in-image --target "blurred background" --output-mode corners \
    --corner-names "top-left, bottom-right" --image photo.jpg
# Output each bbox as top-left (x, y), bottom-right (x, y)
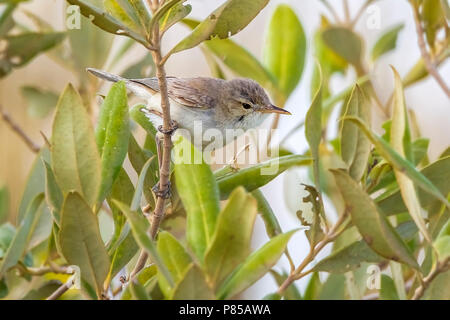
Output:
top-left (1, 0), bottom-right (449, 298)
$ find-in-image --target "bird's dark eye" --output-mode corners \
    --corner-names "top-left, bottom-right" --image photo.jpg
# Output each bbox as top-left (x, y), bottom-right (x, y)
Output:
top-left (242, 103), bottom-right (252, 109)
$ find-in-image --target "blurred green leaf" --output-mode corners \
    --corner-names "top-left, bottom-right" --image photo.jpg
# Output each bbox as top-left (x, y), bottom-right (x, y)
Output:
top-left (390, 67), bottom-right (430, 243)
top-left (112, 200), bottom-right (173, 286)
top-left (412, 138), bottom-right (429, 166)
top-left (314, 221), bottom-right (417, 273)
top-left (251, 189), bottom-right (282, 238)
top-left (169, 0), bottom-right (269, 55)
top-left (380, 275), bottom-right (400, 300)
top-left (130, 104), bottom-right (157, 149)
top-left (159, 2), bottom-right (191, 35)
top-left (21, 86), bottom-right (59, 118)
top-left (103, 0), bottom-right (143, 34)
top-left (0, 32), bottom-right (65, 78)
top-left (51, 84), bottom-right (101, 208)
top-left (434, 219), bottom-right (450, 260)
top-left (0, 223), bottom-right (15, 259)
top-left (121, 54), bottom-right (155, 79)
top-left (59, 192), bottom-right (110, 296)
top-left (217, 229), bottom-right (298, 299)
top-left (215, 155), bottom-right (312, 199)
top-left (0, 185), bottom-right (9, 224)
top-left (303, 272), bottom-right (321, 300)
top-left (371, 24), bottom-right (404, 61)
top-left (344, 116), bottom-right (450, 208)
top-left (42, 160), bottom-right (63, 225)
top-left (0, 3), bottom-right (16, 37)
top-left (157, 231), bottom-right (192, 298)
top-left (322, 27), bottom-right (363, 69)
top-left (121, 265), bottom-right (157, 300)
top-left (0, 278), bottom-right (7, 299)
top-left (378, 156), bottom-right (450, 216)
top-left (18, 148), bottom-right (49, 222)
top-left (318, 274), bottom-right (345, 300)
top-left (331, 169), bottom-right (419, 269)
top-left (205, 187), bottom-right (257, 288)
top-left (422, 0), bottom-right (446, 48)
top-left (96, 81), bottom-right (130, 204)
top-left (27, 204), bottom-right (52, 250)
top-left (171, 264), bottom-right (215, 300)
top-left (0, 194), bottom-right (44, 276)
top-left (422, 270), bottom-right (450, 299)
top-left (173, 136), bottom-right (220, 261)
top-left (263, 4), bottom-right (306, 99)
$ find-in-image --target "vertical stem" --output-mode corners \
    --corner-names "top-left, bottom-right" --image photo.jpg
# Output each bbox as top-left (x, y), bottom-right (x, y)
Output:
top-left (149, 24), bottom-right (173, 239)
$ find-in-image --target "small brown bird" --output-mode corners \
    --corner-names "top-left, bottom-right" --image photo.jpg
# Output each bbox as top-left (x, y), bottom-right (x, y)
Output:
top-left (87, 68), bottom-right (290, 148)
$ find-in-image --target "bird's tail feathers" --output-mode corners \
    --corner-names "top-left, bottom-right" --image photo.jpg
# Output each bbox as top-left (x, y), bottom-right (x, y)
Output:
top-left (87, 68), bottom-right (124, 83)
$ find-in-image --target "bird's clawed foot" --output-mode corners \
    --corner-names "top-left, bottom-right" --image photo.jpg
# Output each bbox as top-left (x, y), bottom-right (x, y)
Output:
top-left (152, 181), bottom-right (172, 199)
top-left (157, 120), bottom-right (179, 136)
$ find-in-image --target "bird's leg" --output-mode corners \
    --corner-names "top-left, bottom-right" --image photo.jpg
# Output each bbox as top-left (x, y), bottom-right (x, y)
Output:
top-left (151, 120), bottom-right (179, 200)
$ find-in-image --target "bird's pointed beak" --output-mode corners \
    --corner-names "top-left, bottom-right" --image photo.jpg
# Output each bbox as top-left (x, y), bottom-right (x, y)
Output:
top-left (260, 104), bottom-right (292, 115)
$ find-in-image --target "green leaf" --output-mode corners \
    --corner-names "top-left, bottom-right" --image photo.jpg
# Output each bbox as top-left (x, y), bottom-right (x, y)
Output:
top-left (434, 220), bottom-right (450, 260)
top-left (339, 85), bottom-right (372, 181)
top-left (263, 4), bottom-right (306, 99)
top-left (96, 81), bottom-right (130, 204)
top-left (378, 156), bottom-right (450, 216)
top-left (322, 27), bottom-right (363, 69)
top-left (173, 136), bottom-right (220, 260)
top-left (390, 67), bottom-right (430, 243)
top-left (371, 24), bottom-right (404, 61)
top-left (331, 169), bottom-right (419, 269)
top-left (51, 84), bottom-right (101, 208)
top-left (314, 222), bottom-right (418, 273)
top-left (215, 155), bottom-right (312, 199)
top-left (303, 272), bottom-right (322, 300)
top-left (0, 224), bottom-right (16, 260)
top-left (422, 270), bottom-right (450, 300)
top-left (112, 200), bottom-right (173, 286)
top-left (18, 147), bottom-right (49, 222)
top-left (156, 231), bottom-right (192, 298)
top-left (0, 185), bottom-right (9, 224)
top-left (380, 275), bottom-right (400, 300)
top-left (217, 229), bottom-right (298, 299)
top-left (59, 192), bottom-right (110, 296)
top-left (66, 0), bottom-right (147, 47)
top-left (318, 274), bottom-right (346, 300)
top-left (0, 32), bottom-right (65, 78)
top-left (21, 86), bottom-right (59, 118)
top-left (129, 104), bottom-right (157, 152)
top-left (343, 116), bottom-right (450, 208)
top-left (0, 194), bottom-right (45, 276)
top-left (171, 264), bottom-right (215, 300)
top-left (205, 187), bottom-right (257, 288)
top-left (251, 189), bottom-right (282, 238)
top-left (169, 0), bottom-right (269, 55)
top-left (43, 160), bottom-right (63, 225)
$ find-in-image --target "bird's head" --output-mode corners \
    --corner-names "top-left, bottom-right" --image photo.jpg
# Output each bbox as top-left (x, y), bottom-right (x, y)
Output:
top-left (224, 79), bottom-right (291, 125)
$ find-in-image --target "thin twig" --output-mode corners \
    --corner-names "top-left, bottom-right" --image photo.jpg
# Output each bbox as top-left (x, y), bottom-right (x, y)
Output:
top-left (0, 106), bottom-right (40, 153)
top-left (412, 257), bottom-right (450, 300)
top-left (46, 278), bottom-right (74, 300)
top-left (350, 0), bottom-right (374, 28)
top-left (277, 212), bottom-right (350, 295)
top-left (411, 4), bottom-right (450, 99)
top-left (15, 264), bottom-right (73, 276)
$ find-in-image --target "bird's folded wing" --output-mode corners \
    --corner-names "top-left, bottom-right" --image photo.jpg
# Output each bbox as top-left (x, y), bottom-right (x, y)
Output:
top-left (131, 77), bottom-right (216, 109)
